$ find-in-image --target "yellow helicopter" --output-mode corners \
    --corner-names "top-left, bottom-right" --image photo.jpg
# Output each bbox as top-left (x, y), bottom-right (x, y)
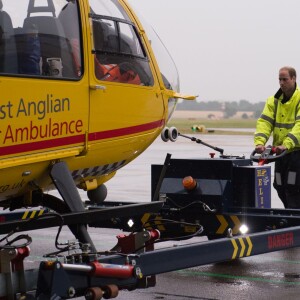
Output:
top-left (0, 0), bottom-right (195, 247)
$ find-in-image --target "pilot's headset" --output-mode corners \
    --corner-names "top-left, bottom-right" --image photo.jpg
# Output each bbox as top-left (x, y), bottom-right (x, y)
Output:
top-left (0, 0), bottom-right (3, 11)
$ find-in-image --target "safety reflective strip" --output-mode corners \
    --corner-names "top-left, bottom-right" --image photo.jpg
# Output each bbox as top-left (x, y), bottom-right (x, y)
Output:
top-left (245, 236), bottom-right (253, 256)
top-left (231, 237), bottom-right (253, 259)
top-left (238, 238), bottom-right (246, 257)
top-left (230, 215), bottom-right (241, 235)
top-left (275, 172), bottom-right (282, 185)
top-left (216, 215), bottom-right (228, 234)
top-left (287, 133), bottom-right (299, 145)
top-left (260, 114), bottom-right (274, 124)
top-left (295, 99), bottom-right (300, 120)
top-left (254, 132), bottom-right (268, 140)
top-left (22, 211), bottom-right (29, 220)
top-left (231, 239), bottom-right (238, 259)
top-left (141, 213), bottom-right (151, 227)
top-left (274, 122), bottom-right (295, 129)
top-left (274, 98), bottom-right (279, 126)
top-left (287, 171), bottom-right (297, 185)
top-left (216, 215), bottom-right (241, 235)
top-left (22, 210), bottom-right (44, 219)
top-left (30, 210), bottom-right (37, 218)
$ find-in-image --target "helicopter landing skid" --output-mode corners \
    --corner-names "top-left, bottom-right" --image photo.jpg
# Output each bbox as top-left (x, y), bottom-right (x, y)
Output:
top-left (50, 161), bottom-right (97, 252)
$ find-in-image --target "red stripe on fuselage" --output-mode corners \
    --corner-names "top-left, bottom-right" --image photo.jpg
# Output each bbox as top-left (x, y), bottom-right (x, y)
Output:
top-left (88, 119), bottom-right (165, 141)
top-left (0, 119), bottom-right (165, 156)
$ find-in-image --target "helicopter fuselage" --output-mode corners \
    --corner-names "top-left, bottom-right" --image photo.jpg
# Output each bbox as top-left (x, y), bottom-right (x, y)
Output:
top-left (0, 0), bottom-right (181, 204)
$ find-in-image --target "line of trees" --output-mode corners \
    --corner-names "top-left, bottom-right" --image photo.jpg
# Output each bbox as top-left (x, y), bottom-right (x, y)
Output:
top-left (176, 99), bottom-right (265, 118)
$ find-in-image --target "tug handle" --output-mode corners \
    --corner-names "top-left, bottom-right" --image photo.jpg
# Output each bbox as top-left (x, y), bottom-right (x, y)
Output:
top-left (250, 145), bottom-right (287, 165)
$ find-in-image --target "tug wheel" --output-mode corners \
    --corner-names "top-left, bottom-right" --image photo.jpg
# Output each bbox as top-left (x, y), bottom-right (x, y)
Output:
top-left (103, 284), bottom-right (119, 299)
top-left (85, 287), bottom-right (103, 300)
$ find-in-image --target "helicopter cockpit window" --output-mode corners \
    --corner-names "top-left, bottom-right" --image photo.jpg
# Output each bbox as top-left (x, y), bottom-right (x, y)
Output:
top-left (90, 0), bottom-right (154, 86)
top-left (0, 0), bottom-right (82, 79)
top-left (88, 0), bottom-right (131, 21)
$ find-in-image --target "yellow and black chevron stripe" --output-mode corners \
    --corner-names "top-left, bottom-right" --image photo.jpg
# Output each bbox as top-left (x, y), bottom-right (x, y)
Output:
top-left (141, 213), bottom-right (166, 231)
top-left (231, 236), bottom-right (253, 259)
top-left (21, 209), bottom-right (45, 220)
top-left (216, 214), bottom-right (241, 235)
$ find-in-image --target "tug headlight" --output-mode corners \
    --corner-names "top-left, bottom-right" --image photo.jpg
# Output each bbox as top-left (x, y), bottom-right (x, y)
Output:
top-left (239, 224), bottom-right (249, 235)
top-left (127, 219), bottom-right (134, 228)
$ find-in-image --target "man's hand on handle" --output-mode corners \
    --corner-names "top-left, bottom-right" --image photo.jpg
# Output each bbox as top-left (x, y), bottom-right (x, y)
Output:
top-left (255, 145), bottom-right (266, 154)
top-left (255, 144), bottom-right (287, 155)
top-left (274, 145), bottom-right (287, 155)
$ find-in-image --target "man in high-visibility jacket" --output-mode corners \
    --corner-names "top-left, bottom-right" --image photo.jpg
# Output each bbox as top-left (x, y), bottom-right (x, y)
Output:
top-left (254, 66), bottom-right (300, 208)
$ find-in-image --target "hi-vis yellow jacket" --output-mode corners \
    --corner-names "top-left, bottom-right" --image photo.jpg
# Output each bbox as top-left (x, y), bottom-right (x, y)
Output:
top-left (254, 85), bottom-right (300, 151)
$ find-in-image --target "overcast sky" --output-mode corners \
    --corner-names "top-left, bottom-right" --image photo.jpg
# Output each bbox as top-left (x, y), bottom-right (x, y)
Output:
top-left (128, 0), bottom-right (300, 103)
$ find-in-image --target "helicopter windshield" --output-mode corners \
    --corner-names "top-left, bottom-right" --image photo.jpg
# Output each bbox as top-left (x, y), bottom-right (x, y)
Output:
top-left (129, 6), bottom-right (180, 120)
top-left (128, 7), bottom-right (180, 93)
top-left (89, 0), bottom-right (131, 21)
top-left (0, 0), bottom-right (82, 78)
top-left (89, 0), bottom-right (154, 86)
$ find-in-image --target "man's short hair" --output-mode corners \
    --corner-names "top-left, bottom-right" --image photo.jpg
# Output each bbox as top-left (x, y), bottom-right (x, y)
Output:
top-left (280, 66), bottom-right (297, 79)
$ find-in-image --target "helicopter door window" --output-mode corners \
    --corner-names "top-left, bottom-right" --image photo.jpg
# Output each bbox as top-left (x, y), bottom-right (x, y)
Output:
top-left (92, 16), bottom-right (154, 86)
top-left (118, 22), bottom-right (143, 56)
top-left (0, 0), bottom-right (82, 79)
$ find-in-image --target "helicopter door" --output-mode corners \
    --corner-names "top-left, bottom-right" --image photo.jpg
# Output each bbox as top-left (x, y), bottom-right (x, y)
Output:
top-left (0, 0), bottom-right (89, 162)
top-left (88, 1), bottom-right (164, 158)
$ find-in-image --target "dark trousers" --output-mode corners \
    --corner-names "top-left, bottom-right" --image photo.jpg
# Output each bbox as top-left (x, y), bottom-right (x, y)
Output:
top-left (273, 151), bottom-right (300, 208)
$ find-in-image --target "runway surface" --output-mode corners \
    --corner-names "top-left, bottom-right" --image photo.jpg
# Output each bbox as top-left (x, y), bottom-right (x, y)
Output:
top-left (9, 134), bottom-right (300, 300)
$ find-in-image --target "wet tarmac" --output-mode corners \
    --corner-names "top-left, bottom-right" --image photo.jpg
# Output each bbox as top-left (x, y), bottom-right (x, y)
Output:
top-left (17, 134), bottom-right (300, 300)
